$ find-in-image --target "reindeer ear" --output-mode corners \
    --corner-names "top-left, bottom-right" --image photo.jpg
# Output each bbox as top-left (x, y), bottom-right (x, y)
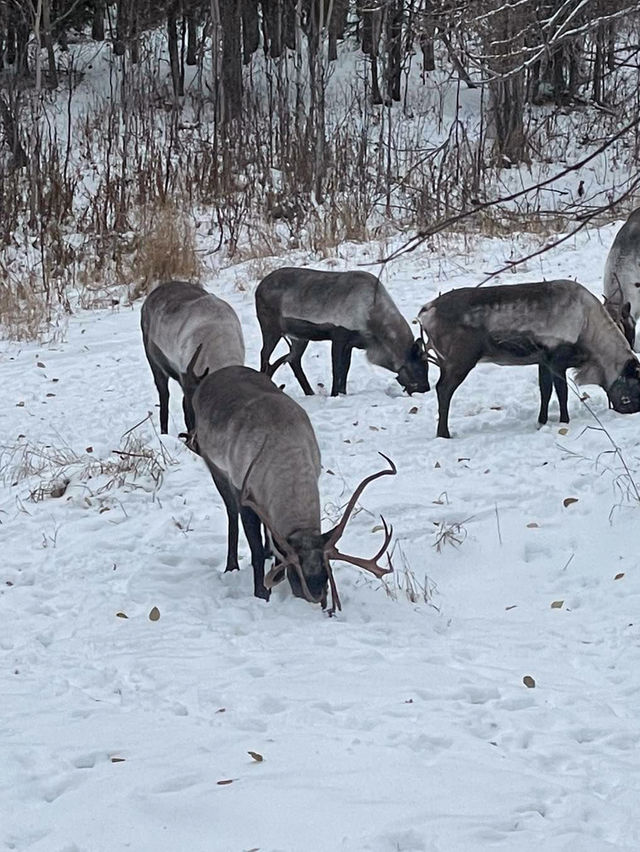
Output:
top-left (622, 358), bottom-right (640, 379)
top-left (321, 527), bottom-right (337, 545)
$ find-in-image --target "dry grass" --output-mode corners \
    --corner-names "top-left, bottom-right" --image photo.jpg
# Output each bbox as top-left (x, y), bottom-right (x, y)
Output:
top-left (380, 543), bottom-right (437, 605)
top-left (128, 203), bottom-right (201, 300)
top-left (0, 431), bottom-right (176, 501)
top-left (0, 269), bottom-right (58, 342)
top-left (432, 518), bottom-right (469, 552)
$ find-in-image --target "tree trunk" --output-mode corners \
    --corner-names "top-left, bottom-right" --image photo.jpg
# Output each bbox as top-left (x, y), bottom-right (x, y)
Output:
top-left (42, 0), bottom-right (59, 88)
top-left (386, 0), bottom-right (403, 102)
top-left (221, 0), bottom-right (242, 121)
top-left (262, 0), bottom-right (283, 58)
top-left (357, 1), bottom-right (384, 104)
top-left (0, 95), bottom-right (28, 168)
top-left (168, 2), bottom-right (184, 97)
top-left (486, 4), bottom-right (527, 164)
top-left (91, 1), bottom-right (105, 41)
top-left (241, 0), bottom-right (259, 64)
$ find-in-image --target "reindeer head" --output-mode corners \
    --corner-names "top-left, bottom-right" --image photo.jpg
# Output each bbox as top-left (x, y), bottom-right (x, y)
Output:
top-left (608, 358), bottom-right (640, 414)
top-left (242, 454), bottom-right (397, 613)
top-left (395, 338), bottom-right (430, 395)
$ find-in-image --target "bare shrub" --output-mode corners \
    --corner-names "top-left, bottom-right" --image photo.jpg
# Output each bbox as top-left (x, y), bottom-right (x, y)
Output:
top-left (128, 203), bottom-right (201, 300)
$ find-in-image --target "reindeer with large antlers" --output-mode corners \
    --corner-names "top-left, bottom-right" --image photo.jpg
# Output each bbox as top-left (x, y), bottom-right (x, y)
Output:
top-left (189, 364), bottom-right (396, 610)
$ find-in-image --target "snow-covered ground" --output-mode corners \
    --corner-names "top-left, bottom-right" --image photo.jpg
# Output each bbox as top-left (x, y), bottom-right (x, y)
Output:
top-left (2, 225), bottom-right (640, 852)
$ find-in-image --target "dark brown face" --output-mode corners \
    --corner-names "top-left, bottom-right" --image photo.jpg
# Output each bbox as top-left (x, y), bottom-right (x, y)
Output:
top-left (284, 532), bottom-right (328, 604)
top-left (608, 360), bottom-right (640, 414)
top-left (396, 341), bottom-right (430, 395)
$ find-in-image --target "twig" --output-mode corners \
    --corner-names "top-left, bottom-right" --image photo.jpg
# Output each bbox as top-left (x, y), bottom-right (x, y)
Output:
top-left (380, 115), bottom-right (640, 264)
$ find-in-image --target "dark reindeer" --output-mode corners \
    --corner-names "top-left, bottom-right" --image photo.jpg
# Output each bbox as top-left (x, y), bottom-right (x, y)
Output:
top-left (255, 267), bottom-right (429, 397)
top-left (141, 281), bottom-right (245, 434)
top-left (418, 279), bottom-right (640, 438)
top-left (190, 364), bottom-right (396, 610)
top-left (603, 207), bottom-right (640, 348)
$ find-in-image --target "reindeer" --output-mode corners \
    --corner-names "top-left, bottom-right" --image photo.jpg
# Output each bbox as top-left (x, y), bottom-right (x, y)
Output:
top-left (141, 281), bottom-right (245, 434)
top-left (418, 279), bottom-right (640, 438)
top-left (603, 208), bottom-right (640, 348)
top-left (189, 364), bottom-right (396, 610)
top-left (255, 267), bottom-right (429, 397)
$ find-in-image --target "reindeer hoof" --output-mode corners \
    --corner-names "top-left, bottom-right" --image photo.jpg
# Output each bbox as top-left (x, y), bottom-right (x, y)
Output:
top-left (254, 587), bottom-right (271, 602)
top-left (224, 563), bottom-right (240, 573)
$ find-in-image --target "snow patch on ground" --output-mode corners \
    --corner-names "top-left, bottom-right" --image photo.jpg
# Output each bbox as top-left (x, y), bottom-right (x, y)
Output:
top-left (2, 227), bottom-right (640, 851)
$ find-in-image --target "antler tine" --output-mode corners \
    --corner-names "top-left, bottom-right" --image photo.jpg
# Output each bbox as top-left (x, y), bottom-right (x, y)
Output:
top-left (186, 343), bottom-right (210, 383)
top-left (324, 453), bottom-right (397, 548)
top-left (326, 565), bottom-right (342, 615)
top-left (326, 515), bottom-right (394, 579)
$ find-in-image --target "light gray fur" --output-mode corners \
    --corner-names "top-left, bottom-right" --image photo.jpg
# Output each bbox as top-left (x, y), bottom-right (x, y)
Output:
top-left (603, 208), bottom-right (640, 325)
top-left (141, 280), bottom-right (245, 378)
top-left (193, 367), bottom-right (322, 540)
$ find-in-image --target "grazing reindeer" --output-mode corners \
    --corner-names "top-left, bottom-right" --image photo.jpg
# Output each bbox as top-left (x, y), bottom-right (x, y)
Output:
top-left (603, 208), bottom-right (640, 347)
top-left (141, 281), bottom-right (245, 434)
top-left (190, 365), bottom-right (395, 609)
top-left (418, 279), bottom-right (640, 438)
top-left (255, 267), bottom-right (429, 397)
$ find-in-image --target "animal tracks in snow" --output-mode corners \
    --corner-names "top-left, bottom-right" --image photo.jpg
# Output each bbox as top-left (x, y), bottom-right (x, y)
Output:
top-left (3, 234), bottom-right (640, 850)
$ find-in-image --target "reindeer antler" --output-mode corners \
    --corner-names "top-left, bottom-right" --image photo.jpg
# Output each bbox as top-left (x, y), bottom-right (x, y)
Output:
top-left (324, 453), bottom-right (397, 549)
top-left (325, 516), bottom-right (394, 579)
top-left (185, 343), bottom-right (210, 383)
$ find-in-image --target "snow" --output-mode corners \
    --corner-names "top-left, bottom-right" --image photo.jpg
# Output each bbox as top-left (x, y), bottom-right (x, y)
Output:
top-left (2, 226), bottom-right (640, 851)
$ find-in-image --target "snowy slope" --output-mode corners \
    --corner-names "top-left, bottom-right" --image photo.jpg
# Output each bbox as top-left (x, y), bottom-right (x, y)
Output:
top-left (2, 226), bottom-right (640, 852)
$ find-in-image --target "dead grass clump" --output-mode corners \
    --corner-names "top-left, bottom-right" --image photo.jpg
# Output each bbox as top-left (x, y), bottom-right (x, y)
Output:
top-left (432, 518), bottom-right (469, 552)
top-left (380, 543), bottom-right (436, 605)
top-left (0, 272), bottom-right (54, 342)
top-left (0, 432), bottom-right (175, 501)
top-left (129, 203), bottom-right (201, 300)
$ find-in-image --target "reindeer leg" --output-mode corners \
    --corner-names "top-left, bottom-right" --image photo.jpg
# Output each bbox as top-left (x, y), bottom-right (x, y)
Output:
top-left (240, 507), bottom-right (270, 601)
top-left (287, 339), bottom-right (314, 396)
top-left (259, 321), bottom-right (281, 375)
top-left (552, 368), bottom-right (570, 423)
top-left (208, 466), bottom-right (240, 573)
top-left (149, 363), bottom-right (170, 434)
top-left (537, 364), bottom-right (553, 426)
top-left (182, 392), bottom-right (195, 434)
top-left (339, 344), bottom-right (353, 395)
top-left (331, 335), bottom-right (351, 396)
top-left (435, 353), bottom-right (479, 438)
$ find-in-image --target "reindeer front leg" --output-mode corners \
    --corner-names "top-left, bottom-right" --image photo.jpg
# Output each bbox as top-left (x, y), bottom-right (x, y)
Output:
top-left (240, 507), bottom-right (270, 601)
top-left (537, 364), bottom-right (553, 426)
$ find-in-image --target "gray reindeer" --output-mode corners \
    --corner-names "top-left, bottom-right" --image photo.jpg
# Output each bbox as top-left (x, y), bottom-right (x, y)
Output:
top-left (189, 364), bottom-right (395, 611)
top-left (419, 279), bottom-right (640, 438)
top-left (141, 281), bottom-right (245, 434)
top-left (255, 267), bottom-right (429, 396)
top-left (603, 208), bottom-right (640, 348)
